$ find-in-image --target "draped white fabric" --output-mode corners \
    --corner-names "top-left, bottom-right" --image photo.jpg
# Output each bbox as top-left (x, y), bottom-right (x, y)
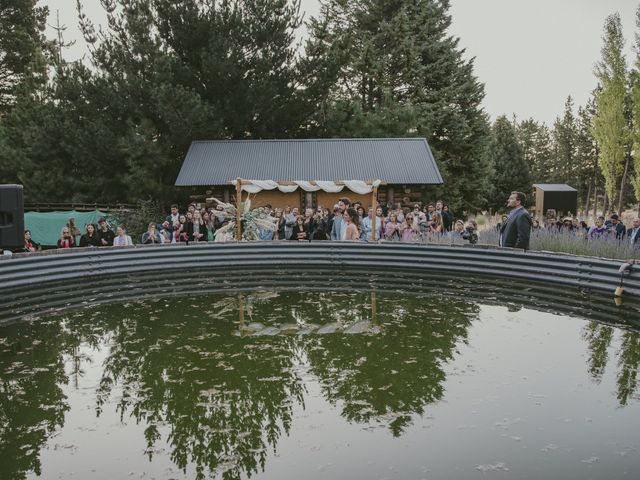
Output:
top-left (239, 179), bottom-right (380, 194)
top-left (294, 181), bottom-right (322, 192)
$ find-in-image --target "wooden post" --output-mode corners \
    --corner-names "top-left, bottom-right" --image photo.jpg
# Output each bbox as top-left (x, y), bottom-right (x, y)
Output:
top-left (236, 177), bottom-right (242, 241)
top-left (238, 292), bottom-right (246, 336)
top-left (371, 182), bottom-right (379, 241)
top-left (371, 291), bottom-right (377, 324)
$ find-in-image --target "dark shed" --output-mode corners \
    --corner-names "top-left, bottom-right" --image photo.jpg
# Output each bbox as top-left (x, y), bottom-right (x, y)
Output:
top-left (533, 184), bottom-right (578, 219)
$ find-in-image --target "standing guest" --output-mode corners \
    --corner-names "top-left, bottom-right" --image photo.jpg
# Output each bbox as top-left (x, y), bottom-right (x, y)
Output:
top-left (203, 212), bottom-right (215, 242)
top-left (425, 204), bottom-right (435, 223)
top-left (285, 207), bottom-right (298, 240)
top-left (97, 217), bottom-right (115, 246)
top-left (66, 217), bottom-right (81, 237)
top-left (532, 219), bottom-right (541, 230)
top-left (214, 206), bottom-right (226, 230)
top-left (343, 208), bottom-right (361, 241)
top-left (311, 209), bottom-right (328, 240)
top-left (625, 218), bottom-right (640, 248)
top-left (401, 213), bottom-right (418, 241)
top-left (435, 201), bottom-right (450, 231)
top-left (166, 204), bottom-right (180, 225)
top-left (588, 217), bottom-right (607, 238)
top-left (273, 209), bottom-right (286, 240)
top-left (303, 208), bottom-right (316, 234)
top-left (23, 230), bottom-right (41, 252)
top-left (331, 198), bottom-right (351, 240)
top-left (188, 210), bottom-right (207, 242)
top-left (176, 215), bottom-right (188, 242)
top-left (356, 205), bottom-right (365, 220)
top-left (141, 222), bottom-right (162, 244)
top-left (113, 225), bottom-right (133, 246)
top-left (452, 219), bottom-right (465, 238)
top-left (384, 213), bottom-right (402, 240)
top-left (608, 214), bottom-right (626, 239)
top-left (57, 226), bottom-right (76, 249)
top-left (577, 220), bottom-right (589, 235)
top-left (442, 204), bottom-right (453, 231)
top-left (290, 215), bottom-right (310, 241)
top-left (430, 212), bottom-right (444, 236)
top-left (559, 217), bottom-right (575, 233)
top-left (361, 207), bottom-right (373, 241)
top-left (80, 224), bottom-right (100, 247)
top-left (499, 191), bottom-right (532, 250)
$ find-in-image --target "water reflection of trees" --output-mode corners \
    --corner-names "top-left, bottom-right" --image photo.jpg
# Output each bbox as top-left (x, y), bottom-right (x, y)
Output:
top-left (301, 292), bottom-right (476, 436)
top-left (583, 321), bottom-right (640, 405)
top-left (92, 295), bottom-right (305, 480)
top-left (5, 289), bottom-right (640, 480)
top-left (0, 311), bottom-right (101, 480)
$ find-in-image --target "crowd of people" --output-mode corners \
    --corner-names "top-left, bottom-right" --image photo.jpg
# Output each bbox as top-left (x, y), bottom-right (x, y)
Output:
top-left (19, 192), bottom-right (640, 252)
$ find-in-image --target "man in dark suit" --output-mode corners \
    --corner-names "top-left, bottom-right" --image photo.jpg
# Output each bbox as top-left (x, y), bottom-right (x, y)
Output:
top-left (499, 191), bottom-right (533, 250)
top-left (626, 217), bottom-right (640, 248)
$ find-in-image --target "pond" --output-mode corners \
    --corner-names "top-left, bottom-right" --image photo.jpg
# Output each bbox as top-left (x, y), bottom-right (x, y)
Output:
top-left (1, 280), bottom-right (640, 479)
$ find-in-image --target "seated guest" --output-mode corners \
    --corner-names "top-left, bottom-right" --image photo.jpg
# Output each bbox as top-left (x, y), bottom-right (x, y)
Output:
top-left (97, 217), bottom-right (115, 246)
top-left (57, 226), bottom-right (76, 249)
top-left (158, 221), bottom-right (173, 243)
top-left (113, 225), bottom-right (133, 246)
top-left (24, 230), bottom-right (41, 252)
top-left (80, 223), bottom-right (100, 247)
top-left (141, 222), bottom-right (162, 244)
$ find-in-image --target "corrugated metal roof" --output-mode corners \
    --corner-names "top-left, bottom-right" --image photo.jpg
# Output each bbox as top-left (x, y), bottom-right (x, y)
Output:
top-left (533, 184), bottom-right (578, 192)
top-left (175, 138), bottom-right (443, 186)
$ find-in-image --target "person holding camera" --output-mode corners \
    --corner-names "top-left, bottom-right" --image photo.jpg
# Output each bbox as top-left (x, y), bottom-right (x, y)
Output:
top-left (462, 220), bottom-right (479, 244)
top-left (57, 226), bottom-right (76, 249)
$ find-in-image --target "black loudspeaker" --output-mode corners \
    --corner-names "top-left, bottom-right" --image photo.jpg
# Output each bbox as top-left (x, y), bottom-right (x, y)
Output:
top-left (0, 184), bottom-right (25, 250)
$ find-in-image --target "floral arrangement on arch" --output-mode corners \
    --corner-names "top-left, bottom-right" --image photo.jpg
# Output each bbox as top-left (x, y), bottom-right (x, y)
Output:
top-left (209, 197), bottom-right (277, 242)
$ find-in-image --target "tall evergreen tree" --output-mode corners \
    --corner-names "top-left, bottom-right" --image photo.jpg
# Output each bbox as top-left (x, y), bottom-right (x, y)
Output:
top-left (592, 13), bottom-right (630, 214)
top-left (303, 0), bottom-right (493, 213)
top-left (551, 96), bottom-right (577, 184)
top-left (516, 118), bottom-right (553, 184)
top-left (574, 96), bottom-right (603, 215)
top-left (489, 115), bottom-right (530, 212)
top-left (0, 0), bottom-right (49, 114)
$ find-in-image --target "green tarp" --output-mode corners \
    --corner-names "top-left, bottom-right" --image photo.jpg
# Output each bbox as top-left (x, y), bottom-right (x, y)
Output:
top-left (24, 210), bottom-right (115, 246)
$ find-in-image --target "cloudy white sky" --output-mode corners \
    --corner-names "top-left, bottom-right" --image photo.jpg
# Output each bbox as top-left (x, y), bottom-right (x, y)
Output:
top-left (44, 0), bottom-right (639, 126)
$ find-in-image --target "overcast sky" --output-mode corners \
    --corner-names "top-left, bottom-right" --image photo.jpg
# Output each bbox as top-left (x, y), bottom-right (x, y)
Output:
top-left (44, 0), bottom-right (639, 126)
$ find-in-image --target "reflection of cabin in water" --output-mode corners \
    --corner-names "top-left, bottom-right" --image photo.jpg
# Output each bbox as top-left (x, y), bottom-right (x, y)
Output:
top-left (175, 138), bottom-right (443, 210)
top-left (532, 184), bottom-right (578, 220)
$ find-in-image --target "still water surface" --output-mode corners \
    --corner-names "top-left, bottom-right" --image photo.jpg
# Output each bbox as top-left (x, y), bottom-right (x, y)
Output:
top-left (1, 290), bottom-right (639, 479)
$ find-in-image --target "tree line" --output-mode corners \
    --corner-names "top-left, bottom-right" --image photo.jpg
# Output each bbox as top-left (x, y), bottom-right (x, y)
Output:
top-left (0, 0), bottom-right (639, 216)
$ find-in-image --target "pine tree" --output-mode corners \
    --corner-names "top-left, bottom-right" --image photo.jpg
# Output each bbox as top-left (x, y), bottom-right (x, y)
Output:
top-left (0, 0), bottom-right (50, 113)
top-left (303, 0), bottom-right (493, 213)
top-left (592, 13), bottom-right (630, 214)
top-left (551, 96), bottom-right (576, 185)
top-left (489, 115), bottom-right (530, 212)
top-left (574, 96), bottom-right (603, 216)
top-left (517, 118), bottom-right (553, 183)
